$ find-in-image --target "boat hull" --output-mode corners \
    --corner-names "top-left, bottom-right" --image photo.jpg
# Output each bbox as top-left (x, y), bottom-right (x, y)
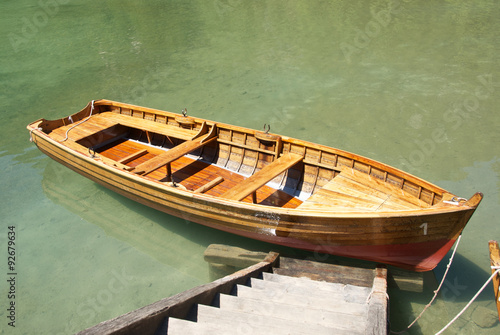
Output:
top-left (31, 128), bottom-right (479, 271)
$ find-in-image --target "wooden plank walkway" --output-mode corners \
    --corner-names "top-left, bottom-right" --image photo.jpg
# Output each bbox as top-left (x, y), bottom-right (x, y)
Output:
top-left (77, 246), bottom-right (389, 335)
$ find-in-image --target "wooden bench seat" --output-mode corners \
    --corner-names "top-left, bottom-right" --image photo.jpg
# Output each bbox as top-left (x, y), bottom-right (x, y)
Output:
top-left (133, 126), bottom-right (218, 176)
top-left (222, 152), bottom-right (303, 202)
top-left (50, 112), bottom-right (200, 144)
top-left (93, 112), bottom-right (199, 141)
top-left (49, 116), bottom-right (118, 142)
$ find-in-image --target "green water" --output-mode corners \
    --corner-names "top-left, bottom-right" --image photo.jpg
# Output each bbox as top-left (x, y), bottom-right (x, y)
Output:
top-left (1, 0), bottom-right (499, 333)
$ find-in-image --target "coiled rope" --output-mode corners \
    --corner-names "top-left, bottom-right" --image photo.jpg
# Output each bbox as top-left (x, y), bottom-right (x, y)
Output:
top-left (62, 100), bottom-right (95, 142)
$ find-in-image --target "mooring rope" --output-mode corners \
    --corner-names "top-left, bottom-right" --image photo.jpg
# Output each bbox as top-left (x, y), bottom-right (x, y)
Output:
top-left (390, 234), bottom-right (463, 334)
top-left (29, 127), bottom-right (42, 142)
top-left (435, 267), bottom-right (500, 334)
top-left (62, 100), bottom-right (94, 142)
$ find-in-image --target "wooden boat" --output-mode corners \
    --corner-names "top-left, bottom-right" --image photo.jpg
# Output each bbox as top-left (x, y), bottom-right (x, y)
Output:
top-left (489, 240), bottom-right (500, 320)
top-left (27, 100), bottom-right (483, 271)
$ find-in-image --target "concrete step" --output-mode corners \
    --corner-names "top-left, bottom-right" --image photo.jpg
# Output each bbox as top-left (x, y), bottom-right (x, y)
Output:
top-left (217, 293), bottom-right (367, 333)
top-left (165, 318), bottom-right (201, 335)
top-left (233, 284), bottom-right (368, 316)
top-left (250, 276), bottom-right (370, 304)
top-left (166, 315), bottom-right (292, 335)
top-left (263, 272), bottom-right (372, 296)
top-left (277, 257), bottom-right (375, 287)
top-left (195, 304), bottom-right (349, 335)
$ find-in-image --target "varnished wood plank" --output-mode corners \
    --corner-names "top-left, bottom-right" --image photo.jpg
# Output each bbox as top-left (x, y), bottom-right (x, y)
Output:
top-left (322, 176), bottom-right (419, 211)
top-left (117, 148), bottom-right (148, 164)
top-left (489, 240), bottom-right (500, 321)
top-left (134, 136), bottom-right (217, 175)
top-left (194, 176), bottom-right (224, 194)
top-left (324, 180), bottom-right (410, 210)
top-left (337, 167), bottom-right (431, 209)
top-left (222, 153), bottom-right (303, 201)
top-left (49, 115), bottom-right (119, 142)
top-left (93, 112), bottom-right (198, 140)
top-left (298, 191), bottom-right (384, 211)
top-left (298, 167), bottom-right (433, 212)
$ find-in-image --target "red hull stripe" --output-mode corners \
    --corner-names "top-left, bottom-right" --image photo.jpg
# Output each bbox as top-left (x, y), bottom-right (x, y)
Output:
top-left (202, 221), bottom-right (456, 271)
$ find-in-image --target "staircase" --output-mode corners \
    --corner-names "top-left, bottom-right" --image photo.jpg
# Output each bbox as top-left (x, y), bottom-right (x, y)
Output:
top-left (159, 271), bottom-right (374, 334)
top-left (77, 249), bottom-right (387, 335)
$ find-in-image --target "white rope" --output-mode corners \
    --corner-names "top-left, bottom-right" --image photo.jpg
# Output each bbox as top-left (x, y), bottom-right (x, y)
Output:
top-left (365, 289), bottom-right (390, 304)
top-left (29, 127), bottom-right (42, 142)
top-left (435, 268), bottom-right (500, 334)
top-left (62, 100), bottom-right (94, 142)
top-left (390, 234), bottom-right (463, 334)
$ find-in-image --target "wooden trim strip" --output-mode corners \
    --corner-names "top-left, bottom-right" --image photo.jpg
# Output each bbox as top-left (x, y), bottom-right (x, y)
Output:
top-left (217, 138), bottom-right (276, 156)
top-left (117, 149), bottom-right (148, 164)
top-left (194, 177), bottom-right (224, 194)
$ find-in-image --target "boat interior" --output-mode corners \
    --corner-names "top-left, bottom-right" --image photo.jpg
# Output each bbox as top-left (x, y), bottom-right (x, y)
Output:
top-left (38, 102), bottom-right (444, 211)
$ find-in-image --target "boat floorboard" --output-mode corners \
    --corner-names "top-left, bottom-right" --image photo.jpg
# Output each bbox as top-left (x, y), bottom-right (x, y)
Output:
top-left (97, 138), bottom-right (303, 209)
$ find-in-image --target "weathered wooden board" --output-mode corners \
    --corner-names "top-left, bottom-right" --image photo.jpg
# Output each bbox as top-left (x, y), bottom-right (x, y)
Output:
top-left (204, 244), bottom-right (269, 268)
top-left (489, 240), bottom-right (500, 321)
